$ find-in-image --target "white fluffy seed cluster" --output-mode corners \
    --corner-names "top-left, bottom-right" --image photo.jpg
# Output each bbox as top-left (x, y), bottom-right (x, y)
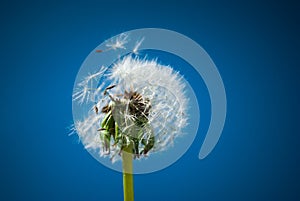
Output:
top-left (73, 56), bottom-right (188, 162)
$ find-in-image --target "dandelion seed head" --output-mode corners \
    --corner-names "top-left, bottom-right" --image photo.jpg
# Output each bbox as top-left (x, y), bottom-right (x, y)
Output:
top-left (73, 55), bottom-right (189, 162)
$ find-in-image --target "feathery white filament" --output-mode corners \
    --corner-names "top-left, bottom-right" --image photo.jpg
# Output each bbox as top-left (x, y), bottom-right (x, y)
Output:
top-left (106, 33), bottom-right (128, 50)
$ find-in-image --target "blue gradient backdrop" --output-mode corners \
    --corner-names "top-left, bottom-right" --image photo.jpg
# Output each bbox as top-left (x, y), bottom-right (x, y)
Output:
top-left (1, 1), bottom-right (299, 200)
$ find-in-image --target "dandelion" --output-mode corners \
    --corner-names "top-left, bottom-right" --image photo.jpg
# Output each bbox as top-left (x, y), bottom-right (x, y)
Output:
top-left (73, 55), bottom-right (188, 201)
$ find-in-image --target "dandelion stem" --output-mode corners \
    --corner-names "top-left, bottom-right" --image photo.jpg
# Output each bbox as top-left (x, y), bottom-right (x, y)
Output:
top-left (122, 144), bottom-right (134, 201)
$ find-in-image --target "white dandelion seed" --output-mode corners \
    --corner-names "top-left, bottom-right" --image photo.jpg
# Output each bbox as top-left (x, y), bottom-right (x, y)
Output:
top-left (106, 33), bottom-right (129, 50)
top-left (72, 66), bottom-right (107, 104)
top-left (73, 55), bottom-right (188, 163)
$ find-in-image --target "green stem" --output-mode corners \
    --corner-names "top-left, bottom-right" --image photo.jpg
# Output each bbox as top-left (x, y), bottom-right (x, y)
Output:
top-left (122, 146), bottom-right (134, 201)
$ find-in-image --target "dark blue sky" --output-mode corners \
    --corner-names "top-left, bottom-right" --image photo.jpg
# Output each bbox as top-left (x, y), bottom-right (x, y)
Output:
top-left (0, 1), bottom-right (299, 201)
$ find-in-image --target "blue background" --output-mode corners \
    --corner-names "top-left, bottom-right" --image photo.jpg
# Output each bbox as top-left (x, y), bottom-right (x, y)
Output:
top-left (1, 1), bottom-right (299, 200)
